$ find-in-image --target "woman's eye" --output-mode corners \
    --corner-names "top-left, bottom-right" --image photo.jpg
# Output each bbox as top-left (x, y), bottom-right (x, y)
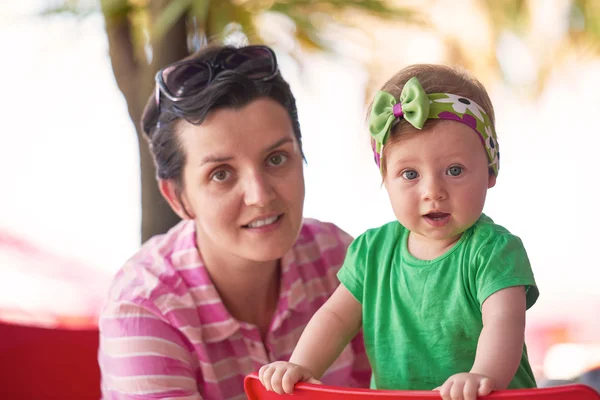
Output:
top-left (268, 154), bottom-right (287, 166)
top-left (447, 166), bottom-right (463, 176)
top-left (401, 170), bottom-right (419, 180)
top-left (211, 170), bottom-right (230, 182)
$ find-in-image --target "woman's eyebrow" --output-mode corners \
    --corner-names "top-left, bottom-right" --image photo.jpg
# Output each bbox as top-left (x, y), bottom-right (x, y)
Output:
top-left (198, 155), bottom-right (233, 167)
top-left (264, 137), bottom-right (293, 153)
top-left (198, 137), bottom-right (293, 167)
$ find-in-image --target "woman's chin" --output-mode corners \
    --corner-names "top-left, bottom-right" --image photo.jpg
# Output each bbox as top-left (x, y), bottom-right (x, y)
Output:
top-left (241, 235), bottom-right (296, 262)
top-left (239, 220), bottom-right (301, 262)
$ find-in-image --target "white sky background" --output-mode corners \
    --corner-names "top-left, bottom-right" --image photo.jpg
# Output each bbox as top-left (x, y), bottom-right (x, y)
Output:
top-left (0, 2), bottom-right (141, 270)
top-left (1, 1), bottom-right (599, 339)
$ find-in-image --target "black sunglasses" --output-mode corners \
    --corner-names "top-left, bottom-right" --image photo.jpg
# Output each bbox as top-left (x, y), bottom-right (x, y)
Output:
top-left (154, 45), bottom-right (279, 106)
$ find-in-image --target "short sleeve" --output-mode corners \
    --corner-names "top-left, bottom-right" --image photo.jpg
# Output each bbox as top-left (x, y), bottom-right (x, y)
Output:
top-left (337, 234), bottom-right (368, 304)
top-left (475, 234), bottom-right (539, 310)
top-left (98, 297), bottom-right (202, 399)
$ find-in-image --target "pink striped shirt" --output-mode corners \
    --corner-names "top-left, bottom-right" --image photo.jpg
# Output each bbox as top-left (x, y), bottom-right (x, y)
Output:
top-left (99, 218), bottom-right (371, 399)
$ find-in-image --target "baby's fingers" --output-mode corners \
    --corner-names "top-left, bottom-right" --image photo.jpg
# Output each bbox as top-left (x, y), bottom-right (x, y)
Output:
top-left (258, 364), bottom-right (276, 391)
top-left (477, 377), bottom-right (494, 396)
top-left (281, 368), bottom-right (322, 393)
top-left (462, 379), bottom-right (478, 400)
top-left (450, 380), bottom-right (465, 400)
top-left (269, 366), bottom-right (288, 394)
top-left (438, 379), bottom-right (454, 400)
top-left (281, 369), bottom-right (304, 394)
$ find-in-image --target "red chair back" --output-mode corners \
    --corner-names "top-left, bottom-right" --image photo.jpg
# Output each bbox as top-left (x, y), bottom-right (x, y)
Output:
top-left (0, 321), bottom-right (100, 399)
top-left (244, 373), bottom-right (600, 400)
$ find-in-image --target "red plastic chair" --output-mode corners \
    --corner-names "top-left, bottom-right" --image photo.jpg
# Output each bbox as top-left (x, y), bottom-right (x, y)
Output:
top-left (0, 321), bottom-right (100, 399)
top-left (244, 373), bottom-right (600, 400)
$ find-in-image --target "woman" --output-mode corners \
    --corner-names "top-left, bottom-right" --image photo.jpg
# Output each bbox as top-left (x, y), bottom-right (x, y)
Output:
top-left (98, 44), bottom-right (371, 399)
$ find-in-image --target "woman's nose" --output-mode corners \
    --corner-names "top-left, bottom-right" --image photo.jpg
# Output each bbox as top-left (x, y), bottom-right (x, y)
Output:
top-left (243, 171), bottom-right (276, 207)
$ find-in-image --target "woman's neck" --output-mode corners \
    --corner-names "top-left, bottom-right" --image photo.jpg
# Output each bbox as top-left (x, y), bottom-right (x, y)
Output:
top-left (197, 238), bottom-right (281, 337)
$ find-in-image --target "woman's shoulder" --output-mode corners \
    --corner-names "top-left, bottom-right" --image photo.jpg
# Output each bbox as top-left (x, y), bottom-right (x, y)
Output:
top-left (286, 218), bottom-right (353, 281)
top-left (297, 218), bottom-right (353, 248)
top-left (105, 220), bottom-right (198, 305)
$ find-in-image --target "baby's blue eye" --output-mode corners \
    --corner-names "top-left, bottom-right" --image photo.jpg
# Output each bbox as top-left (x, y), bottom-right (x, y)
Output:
top-left (402, 170), bottom-right (419, 180)
top-left (447, 166), bottom-right (463, 176)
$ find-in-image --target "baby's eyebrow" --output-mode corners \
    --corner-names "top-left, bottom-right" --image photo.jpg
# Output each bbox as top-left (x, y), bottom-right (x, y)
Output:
top-left (389, 156), bottom-right (417, 165)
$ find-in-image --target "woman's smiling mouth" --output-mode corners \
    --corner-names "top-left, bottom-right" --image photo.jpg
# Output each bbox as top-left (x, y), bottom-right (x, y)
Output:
top-left (243, 214), bottom-right (283, 229)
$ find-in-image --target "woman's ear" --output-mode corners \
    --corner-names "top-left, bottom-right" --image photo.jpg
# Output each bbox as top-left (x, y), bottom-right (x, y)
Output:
top-left (488, 174), bottom-right (497, 189)
top-left (158, 179), bottom-right (195, 219)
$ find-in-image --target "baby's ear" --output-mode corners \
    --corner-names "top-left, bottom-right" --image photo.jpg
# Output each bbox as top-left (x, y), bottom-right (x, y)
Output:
top-left (487, 174), bottom-right (497, 189)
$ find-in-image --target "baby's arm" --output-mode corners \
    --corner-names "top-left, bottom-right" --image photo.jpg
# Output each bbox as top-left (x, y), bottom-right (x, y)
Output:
top-left (438, 286), bottom-right (527, 400)
top-left (259, 284), bottom-right (362, 394)
top-left (471, 285), bottom-right (527, 387)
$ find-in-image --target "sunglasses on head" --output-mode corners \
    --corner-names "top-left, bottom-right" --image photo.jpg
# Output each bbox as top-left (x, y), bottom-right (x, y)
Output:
top-left (154, 45), bottom-right (279, 106)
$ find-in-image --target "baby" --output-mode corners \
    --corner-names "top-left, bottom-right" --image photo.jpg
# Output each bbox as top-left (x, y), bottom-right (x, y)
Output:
top-left (259, 64), bottom-right (538, 400)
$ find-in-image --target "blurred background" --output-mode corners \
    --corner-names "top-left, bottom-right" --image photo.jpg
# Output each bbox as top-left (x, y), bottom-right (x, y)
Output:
top-left (1, 0), bottom-right (599, 395)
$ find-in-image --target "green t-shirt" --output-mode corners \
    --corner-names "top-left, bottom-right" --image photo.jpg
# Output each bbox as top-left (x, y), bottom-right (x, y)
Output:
top-left (337, 214), bottom-right (539, 390)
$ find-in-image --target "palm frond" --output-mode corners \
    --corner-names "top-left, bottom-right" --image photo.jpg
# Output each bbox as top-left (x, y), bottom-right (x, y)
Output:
top-left (289, 13), bottom-right (329, 51)
top-left (153, 0), bottom-right (194, 39)
top-left (482, 0), bottom-right (529, 35)
top-left (100, 0), bottom-right (137, 19)
top-left (263, 0), bottom-right (423, 53)
top-left (39, 1), bottom-right (98, 18)
top-left (267, 0), bottom-right (420, 22)
top-left (570, 0), bottom-right (600, 44)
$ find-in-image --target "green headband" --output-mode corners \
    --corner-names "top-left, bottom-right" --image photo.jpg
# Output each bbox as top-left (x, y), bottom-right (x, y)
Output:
top-left (369, 77), bottom-right (499, 176)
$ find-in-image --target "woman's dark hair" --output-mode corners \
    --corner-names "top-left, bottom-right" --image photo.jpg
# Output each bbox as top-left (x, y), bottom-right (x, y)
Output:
top-left (140, 43), bottom-right (303, 188)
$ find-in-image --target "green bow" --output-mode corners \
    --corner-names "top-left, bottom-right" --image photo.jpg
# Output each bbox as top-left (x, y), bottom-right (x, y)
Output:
top-left (369, 77), bottom-right (430, 148)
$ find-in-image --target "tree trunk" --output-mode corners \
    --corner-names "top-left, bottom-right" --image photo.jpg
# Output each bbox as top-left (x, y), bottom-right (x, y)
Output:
top-left (101, 0), bottom-right (189, 243)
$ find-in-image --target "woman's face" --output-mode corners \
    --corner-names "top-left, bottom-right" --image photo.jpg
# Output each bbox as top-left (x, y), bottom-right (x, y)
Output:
top-left (170, 98), bottom-right (305, 263)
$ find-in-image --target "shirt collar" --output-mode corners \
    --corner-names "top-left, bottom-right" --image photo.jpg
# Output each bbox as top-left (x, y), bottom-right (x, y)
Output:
top-left (172, 221), bottom-right (311, 343)
top-left (278, 248), bottom-right (310, 313)
top-left (172, 221), bottom-right (240, 342)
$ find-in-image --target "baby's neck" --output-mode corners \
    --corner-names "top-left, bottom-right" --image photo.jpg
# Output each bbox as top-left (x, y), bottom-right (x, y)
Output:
top-left (407, 232), bottom-right (462, 261)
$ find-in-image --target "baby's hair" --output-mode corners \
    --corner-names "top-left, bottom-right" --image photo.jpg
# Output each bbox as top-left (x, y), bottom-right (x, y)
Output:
top-left (368, 64), bottom-right (495, 177)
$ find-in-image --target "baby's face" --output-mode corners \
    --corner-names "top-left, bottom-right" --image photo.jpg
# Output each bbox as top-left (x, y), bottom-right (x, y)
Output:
top-left (383, 120), bottom-right (496, 250)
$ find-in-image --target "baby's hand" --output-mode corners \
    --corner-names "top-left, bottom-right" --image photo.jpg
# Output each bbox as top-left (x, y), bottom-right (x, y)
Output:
top-left (434, 373), bottom-right (495, 400)
top-left (259, 361), bottom-right (322, 394)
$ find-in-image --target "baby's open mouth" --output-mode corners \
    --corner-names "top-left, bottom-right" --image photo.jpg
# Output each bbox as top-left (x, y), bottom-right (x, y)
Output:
top-left (424, 212), bottom-right (450, 221)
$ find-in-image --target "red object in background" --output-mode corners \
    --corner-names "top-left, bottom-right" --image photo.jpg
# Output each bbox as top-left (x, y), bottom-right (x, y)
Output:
top-left (244, 373), bottom-right (600, 400)
top-left (0, 230), bottom-right (110, 330)
top-left (0, 321), bottom-right (100, 399)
